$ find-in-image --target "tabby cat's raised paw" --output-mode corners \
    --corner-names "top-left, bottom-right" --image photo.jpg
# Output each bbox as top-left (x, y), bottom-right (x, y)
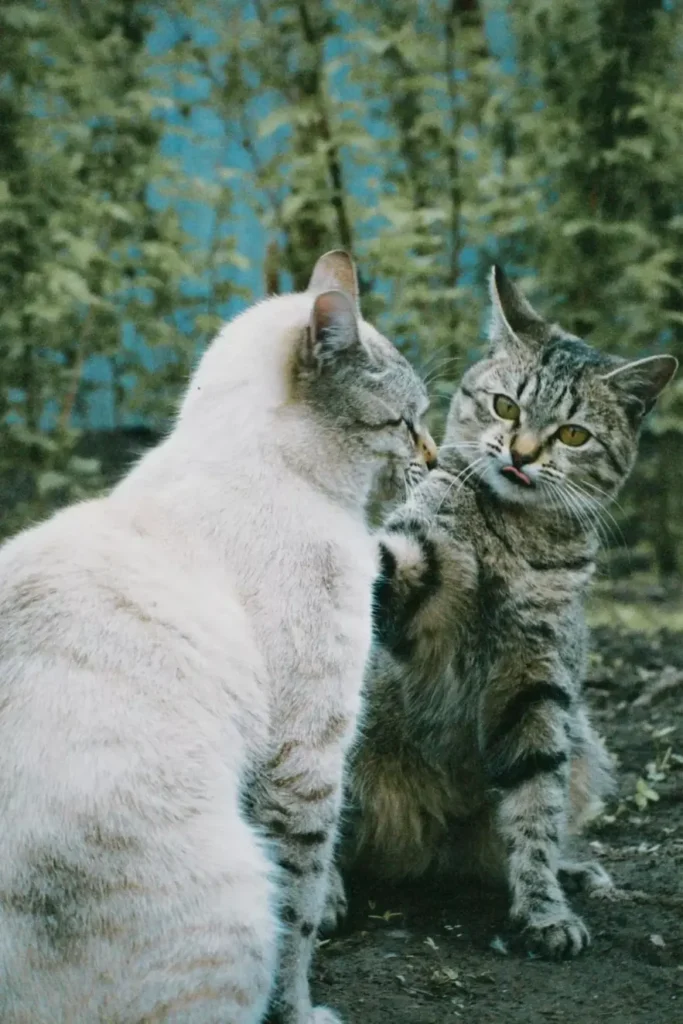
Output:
top-left (405, 458), bottom-right (429, 490)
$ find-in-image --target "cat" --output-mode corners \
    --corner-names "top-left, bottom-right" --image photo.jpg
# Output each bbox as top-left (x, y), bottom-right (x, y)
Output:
top-left (330, 265), bottom-right (677, 959)
top-left (0, 249), bottom-right (436, 1023)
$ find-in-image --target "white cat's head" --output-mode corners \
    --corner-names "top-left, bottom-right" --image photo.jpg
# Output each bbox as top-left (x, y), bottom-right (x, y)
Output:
top-left (298, 251), bottom-right (436, 473)
top-left (181, 250), bottom-right (436, 493)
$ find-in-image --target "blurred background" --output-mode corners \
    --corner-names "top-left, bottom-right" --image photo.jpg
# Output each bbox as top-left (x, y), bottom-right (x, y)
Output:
top-left (2, 0), bottom-right (683, 612)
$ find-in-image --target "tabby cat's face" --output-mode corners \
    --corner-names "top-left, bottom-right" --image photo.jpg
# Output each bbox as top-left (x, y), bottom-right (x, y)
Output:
top-left (445, 267), bottom-right (677, 514)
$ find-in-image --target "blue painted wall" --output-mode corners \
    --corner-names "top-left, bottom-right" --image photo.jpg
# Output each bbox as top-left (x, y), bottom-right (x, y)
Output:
top-left (81, 6), bottom-right (512, 428)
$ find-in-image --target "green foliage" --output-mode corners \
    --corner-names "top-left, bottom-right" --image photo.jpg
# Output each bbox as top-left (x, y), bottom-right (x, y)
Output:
top-left (0, 0), bottom-right (240, 537)
top-left (3, 0), bottom-right (683, 574)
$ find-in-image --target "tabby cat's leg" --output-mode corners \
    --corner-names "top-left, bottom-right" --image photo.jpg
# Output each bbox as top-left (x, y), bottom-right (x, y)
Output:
top-left (558, 858), bottom-right (613, 895)
top-left (483, 676), bottom-right (590, 959)
top-left (561, 713), bottom-right (615, 897)
top-left (258, 734), bottom-right (348, 1024)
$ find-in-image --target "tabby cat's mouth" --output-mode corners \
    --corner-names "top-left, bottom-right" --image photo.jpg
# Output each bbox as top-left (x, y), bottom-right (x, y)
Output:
top-left (500, 465), bottom-right (534, 488)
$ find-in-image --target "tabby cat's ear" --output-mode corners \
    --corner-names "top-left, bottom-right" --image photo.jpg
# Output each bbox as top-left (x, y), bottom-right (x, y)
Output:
top-left (307, 289), bottom-right (360, 368)
top-left (600, 354), bottom-right (678, 418)
top-left (488, 264), bottom-right (547, 353)
top-left (307, 250), bottom-right (360, 312)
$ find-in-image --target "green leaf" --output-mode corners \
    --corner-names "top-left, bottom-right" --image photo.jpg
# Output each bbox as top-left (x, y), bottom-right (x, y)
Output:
top-left (257, 107), bottom-right (295, 139)
top-left (68, 457), bottom-right (100, 476)
top-left (37, 471), bottom-right (70, 496)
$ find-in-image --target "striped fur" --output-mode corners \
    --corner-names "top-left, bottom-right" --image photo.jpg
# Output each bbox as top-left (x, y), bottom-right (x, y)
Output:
top-left (336, 267), bottom-right (677, 959)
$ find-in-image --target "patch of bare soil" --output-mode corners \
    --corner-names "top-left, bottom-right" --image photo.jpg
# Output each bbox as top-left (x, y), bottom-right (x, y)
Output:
top-left (314, 625), bottom-right (683, 1023)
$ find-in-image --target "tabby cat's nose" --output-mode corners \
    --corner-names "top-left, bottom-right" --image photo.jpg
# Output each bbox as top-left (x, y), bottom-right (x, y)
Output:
top-left (510, 432), bottom-right (541, 467)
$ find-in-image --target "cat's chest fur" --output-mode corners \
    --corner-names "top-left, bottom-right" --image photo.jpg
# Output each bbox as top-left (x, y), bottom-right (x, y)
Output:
top-left (410, 484), bottom-right (593, 766)
top-left (440, 483), bottom-right (592, 627)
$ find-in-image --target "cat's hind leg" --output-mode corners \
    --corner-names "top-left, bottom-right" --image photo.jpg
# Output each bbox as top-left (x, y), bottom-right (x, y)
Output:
top-left (559, 858), bottom-right (614, 896)
top-left (131, 808), bottom-right (279, 1024)
top-left (319, 861), bottom-right (348, 935)
top-left (0, 667), bottom-right (278, 1024)
top-left (0, 794), bottom-right (278, 1024)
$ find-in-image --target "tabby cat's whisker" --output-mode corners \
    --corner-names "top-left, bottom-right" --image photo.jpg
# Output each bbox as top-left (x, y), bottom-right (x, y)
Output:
top-left (434, 457), bottom-right (486, 515)
top-left (542, 481), bottom-right (569, 532)
top-left (545, 480), bottom-right (596, 543)
top-left (421, 355), bottom-right (462, 387)
top-left (562, 479), bottom-right (624, 549)
top-left (576, 478), bottom-right (624, 513)
top-left (555, 481), bottom-right (611, 552)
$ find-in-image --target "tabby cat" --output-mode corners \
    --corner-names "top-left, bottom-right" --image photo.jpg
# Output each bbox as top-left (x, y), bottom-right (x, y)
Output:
top-left (335, 266), bottom-right (677, 959)
top-left (0, 250), bottom-right (435, 1023)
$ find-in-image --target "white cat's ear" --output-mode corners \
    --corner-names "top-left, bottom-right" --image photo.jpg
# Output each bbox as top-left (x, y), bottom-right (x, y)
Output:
top-left (307, 250), bottom-right (360, 311)
top-left (600, 354), bottom-right (678, 417)
top-left (488, 264), bottom-right (547, 352)
top-left (307, 289), bottom-right (360, 368)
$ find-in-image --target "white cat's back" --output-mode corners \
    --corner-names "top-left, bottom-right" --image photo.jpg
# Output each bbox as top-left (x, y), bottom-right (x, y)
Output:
top-left (0, 494), bottom-right (269, 769)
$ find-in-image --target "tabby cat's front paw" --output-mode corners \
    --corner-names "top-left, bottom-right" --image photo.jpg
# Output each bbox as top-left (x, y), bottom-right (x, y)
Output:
top-left (518, 908), bottom-right (590, 959)
top-left (405, 458), bottom-right (429, 490)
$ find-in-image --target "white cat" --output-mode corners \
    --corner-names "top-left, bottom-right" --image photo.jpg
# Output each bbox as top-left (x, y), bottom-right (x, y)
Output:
top-left (0, 251), bottom-right (435, 1023)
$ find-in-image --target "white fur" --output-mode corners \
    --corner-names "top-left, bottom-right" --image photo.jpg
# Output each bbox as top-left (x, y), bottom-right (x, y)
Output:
top-left (0, 275), bottom-right (420, 1022)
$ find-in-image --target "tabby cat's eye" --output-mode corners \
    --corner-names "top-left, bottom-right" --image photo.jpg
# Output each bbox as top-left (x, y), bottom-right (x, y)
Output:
top-left (557, 424), bottom-right (591, 447)
top-left (493, 394), bottom-right (520, 421)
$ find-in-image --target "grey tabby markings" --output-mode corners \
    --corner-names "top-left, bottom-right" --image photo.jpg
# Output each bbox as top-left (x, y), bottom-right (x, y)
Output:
top-left (336, 266), bottom-right (676, 959)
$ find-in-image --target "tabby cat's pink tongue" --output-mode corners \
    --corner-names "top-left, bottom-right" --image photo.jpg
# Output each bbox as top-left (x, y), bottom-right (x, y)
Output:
top-left (501, 465), bottom-right (532, 487)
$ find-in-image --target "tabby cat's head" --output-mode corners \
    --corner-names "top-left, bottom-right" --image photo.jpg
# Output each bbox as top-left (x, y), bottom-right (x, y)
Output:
top-left (445, 266), bottom-right (677, 511)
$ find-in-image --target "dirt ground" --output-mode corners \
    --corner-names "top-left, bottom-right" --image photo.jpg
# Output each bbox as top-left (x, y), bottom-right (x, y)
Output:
top-left (313, 619), bottom-right (683, 1024)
